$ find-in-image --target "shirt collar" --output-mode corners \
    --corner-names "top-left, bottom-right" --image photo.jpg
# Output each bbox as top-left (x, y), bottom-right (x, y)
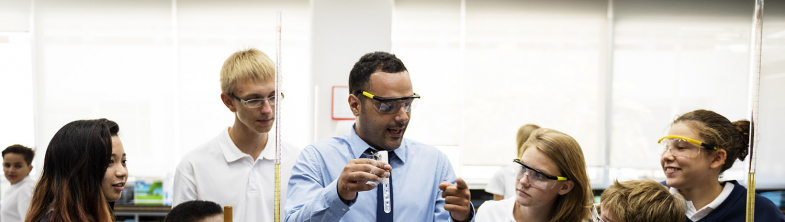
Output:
top-left (259, 130), bottom-right (277, 160)
top-left (706, 181), bottom-right (734, 209)
top-left (348, 125), bottom-right (407, 163)
top-left (669, 180), bottom-right (736, 214)
top-left (219, 127), bottom-right (277, 162)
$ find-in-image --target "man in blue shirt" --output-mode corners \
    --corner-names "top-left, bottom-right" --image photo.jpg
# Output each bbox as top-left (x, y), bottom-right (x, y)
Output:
top-left (285, 51), bottom-right (474, 222)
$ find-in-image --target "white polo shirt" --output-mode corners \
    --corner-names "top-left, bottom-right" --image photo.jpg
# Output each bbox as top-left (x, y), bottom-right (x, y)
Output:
top-left (1, 177), bottom-right (35, 222)
top-left (173, 127), bottom-right (301, 222)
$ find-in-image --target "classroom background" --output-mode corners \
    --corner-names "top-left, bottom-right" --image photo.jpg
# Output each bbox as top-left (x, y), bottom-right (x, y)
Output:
top-left (1, 0), bottom-right (784, 220)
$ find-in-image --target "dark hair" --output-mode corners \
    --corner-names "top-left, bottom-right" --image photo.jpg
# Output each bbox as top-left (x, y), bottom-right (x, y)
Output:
top-left (3, 144), bottom-right (35, 165)
top-left (26, 118), bottom-right (120, 222)
top-left (164, 200), bottom-right (223, 222)
top-left (348, 51), bottom-right (408, 95)
top-left (673, 109), bottom-right (749, 172)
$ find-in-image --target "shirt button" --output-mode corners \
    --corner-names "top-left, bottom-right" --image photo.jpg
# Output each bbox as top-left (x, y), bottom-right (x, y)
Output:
top-left (342, 208), bottom-right (346, 211)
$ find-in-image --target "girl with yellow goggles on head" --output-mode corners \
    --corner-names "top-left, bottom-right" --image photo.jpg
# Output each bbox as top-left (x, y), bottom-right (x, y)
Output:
top-left (657, 109), bottom-right (785, 222)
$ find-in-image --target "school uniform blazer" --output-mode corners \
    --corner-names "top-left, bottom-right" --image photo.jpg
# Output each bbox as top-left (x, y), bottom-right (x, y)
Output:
top-left (661, 180), bottom-right (785, 222)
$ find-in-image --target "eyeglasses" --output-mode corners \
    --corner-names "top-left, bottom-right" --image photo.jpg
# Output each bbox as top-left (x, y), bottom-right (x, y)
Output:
top-left (513, 159), bottom-right (568, 190)
top-left (592, 203), bottom-right (604, 222)
top-left (658, 135), bottom-right (716, 158)
top-left (229, 93), bottom-right (284, 108)
top-left (357, 91), bottom-right (421, 114)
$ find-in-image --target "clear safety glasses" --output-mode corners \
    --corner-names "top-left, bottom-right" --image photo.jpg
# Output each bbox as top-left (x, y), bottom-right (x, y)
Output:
top-left (230, 93), bottom-right (284, 108)
top-left (658, 135), bottom-right (717, 158)
top-left (359, 91), bottom-right (421, 114)
top-left (592, 203), bottom-right (604, 222)
top-left (513, 159), bottom-right (568, 190)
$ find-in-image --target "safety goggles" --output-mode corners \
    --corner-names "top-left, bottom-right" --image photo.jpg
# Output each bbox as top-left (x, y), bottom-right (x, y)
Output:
top-left (513, 159), bottom-right (568, 190)
top-left (230, 93), bottom-right (284, 108)
top-left (592, 203), bottom-right (604, 222)
top-left (658, 135), bottom-right (717, 158)
top-left (359, 91), bottom-right (420, 114)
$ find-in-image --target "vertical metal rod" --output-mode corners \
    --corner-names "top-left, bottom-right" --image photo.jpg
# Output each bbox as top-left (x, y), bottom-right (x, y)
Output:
top-left (274, 10), bottom-right (283, 222)
top-left (171, 0), bottom-right (182, 164)
top-left (457, 0), bottom-right (466, 176)
top-left (746, 0), bottom-right (763, 221)
top-left (602, 0), bottom-right (614, 189)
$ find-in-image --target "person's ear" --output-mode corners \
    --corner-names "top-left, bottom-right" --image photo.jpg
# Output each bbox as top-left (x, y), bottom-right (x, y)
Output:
top-left (349, 94), bottom-right (361, 116)
top-left (27, 165), bottom-right (33, 173)
top-left (221, 93), bottom-right (237, 112)
top-left (557, 180), bottom-right (574, 195)
top-left (710, 149), bottom-right (727, 169)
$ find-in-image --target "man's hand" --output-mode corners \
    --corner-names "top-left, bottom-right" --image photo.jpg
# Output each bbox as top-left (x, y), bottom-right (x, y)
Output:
top-left (336, 158), bottom-right (392, 201)
top-left (439, 177), bottom-right (472, 222)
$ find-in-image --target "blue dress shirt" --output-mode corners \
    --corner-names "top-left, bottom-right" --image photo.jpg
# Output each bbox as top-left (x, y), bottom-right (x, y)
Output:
top-left (285, 126), bottom-right (475, 222)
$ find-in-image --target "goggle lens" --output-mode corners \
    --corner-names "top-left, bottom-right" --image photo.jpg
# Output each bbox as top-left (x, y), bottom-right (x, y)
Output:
top-left (375, 98), bottom-right (418, 114)
top-left (516, 166), bottom-right (557, 190)
top-left (660, 138), bottom-right (702, 158)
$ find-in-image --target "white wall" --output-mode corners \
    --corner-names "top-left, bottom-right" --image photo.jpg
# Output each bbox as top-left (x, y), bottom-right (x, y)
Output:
top-left (310, 0), bottom-right (394, 141)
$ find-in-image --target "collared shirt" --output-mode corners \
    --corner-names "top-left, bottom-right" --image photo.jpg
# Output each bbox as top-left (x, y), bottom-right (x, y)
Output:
top-left (670, 181), bottom-right (735, 221)
top-left (475, 199), bottom-right (516, 222)
top-left (285, 126), bottom-right (475, 222)
top-left (174, 127), bottom-right (301, 222)
top-left (1, 177), bottom-right (35, 222)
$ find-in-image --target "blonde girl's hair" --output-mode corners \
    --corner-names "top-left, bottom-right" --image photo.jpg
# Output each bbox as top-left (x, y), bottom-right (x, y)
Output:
top-left (516, 124), bottom-right (541, 157)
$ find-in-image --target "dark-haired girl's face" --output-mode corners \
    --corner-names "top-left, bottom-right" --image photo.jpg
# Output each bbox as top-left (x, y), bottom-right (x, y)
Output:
top-left (103, 136), bottom-right (128, 202)
top-left (661, 122), bottom-right (716, 189)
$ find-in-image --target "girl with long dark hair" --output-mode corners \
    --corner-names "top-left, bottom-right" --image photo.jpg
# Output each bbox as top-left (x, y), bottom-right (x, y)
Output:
top-left (25, 119), bottom-right (128, 222)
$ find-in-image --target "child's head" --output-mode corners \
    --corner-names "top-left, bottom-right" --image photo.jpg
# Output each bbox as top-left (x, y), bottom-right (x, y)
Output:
top-left (516, 128), bottom-right (592, 222)
top-left (2, 144), bottom-right (35, 185)
top-left (597, 180), bottom-right (685, 222)
top-left (26, 118), bottom-right (121, 222)
top-left (515, 124), bottom-right (540, 157)
top-left (164, 200), bottom-right (224, 222)
top-left (660, 109), bottom-right (749, 189)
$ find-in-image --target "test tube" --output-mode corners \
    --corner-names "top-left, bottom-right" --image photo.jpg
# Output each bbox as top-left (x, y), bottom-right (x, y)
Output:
top-left (375, 151), bottom-right (391, 213)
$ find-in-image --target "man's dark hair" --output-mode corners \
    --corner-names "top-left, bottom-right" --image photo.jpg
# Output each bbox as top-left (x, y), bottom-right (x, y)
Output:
top-left (2, 144), bottom-right (35, 165)
top-left (348, 51), bottom-right (408, 95)
top-left (164, 200), bottom-right (223, 222)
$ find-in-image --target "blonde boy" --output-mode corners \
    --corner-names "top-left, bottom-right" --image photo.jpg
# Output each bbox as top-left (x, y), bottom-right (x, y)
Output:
top-left (596, 180), bottom-right (686, 222)
top-left (174, 48), bottom-right (301, 221)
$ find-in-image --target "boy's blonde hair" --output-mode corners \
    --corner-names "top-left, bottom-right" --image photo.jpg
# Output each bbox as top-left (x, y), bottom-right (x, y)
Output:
top-left (220, 48), bottom-right (275, 95)
top-left (601, 180), bottom-right (686, 222)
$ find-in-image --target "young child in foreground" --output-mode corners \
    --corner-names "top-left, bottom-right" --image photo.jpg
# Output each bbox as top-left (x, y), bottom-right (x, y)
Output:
top-left (164, 200), bottom-right (224, 222)
top-left (594, 179), bottom-right (686, 222)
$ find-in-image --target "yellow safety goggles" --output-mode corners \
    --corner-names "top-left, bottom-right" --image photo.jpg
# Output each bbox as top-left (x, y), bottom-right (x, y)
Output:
top-left (359, 91), bottom-right (420, 114)
top-left (658, 135), bottom-right (717, 158)
top-left (658, 135), bottom-right (716, 150)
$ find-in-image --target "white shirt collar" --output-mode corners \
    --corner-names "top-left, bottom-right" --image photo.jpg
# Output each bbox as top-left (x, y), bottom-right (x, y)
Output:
top-left (218, 126), bottom-right (276, 163)
top-left (670, 181), bottom-right (735, 221)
